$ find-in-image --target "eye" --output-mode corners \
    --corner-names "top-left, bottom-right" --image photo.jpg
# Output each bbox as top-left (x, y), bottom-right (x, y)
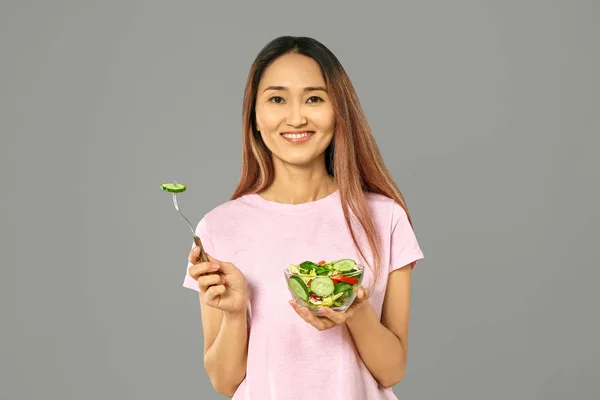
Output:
top-left (307, 96), bottom-right (323, 103)
top-left (269, 96), bottom-right (285, 104)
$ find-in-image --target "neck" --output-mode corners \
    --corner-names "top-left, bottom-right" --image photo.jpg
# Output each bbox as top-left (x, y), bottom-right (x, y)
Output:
top-left (259, 159), bottom-right (337, 205)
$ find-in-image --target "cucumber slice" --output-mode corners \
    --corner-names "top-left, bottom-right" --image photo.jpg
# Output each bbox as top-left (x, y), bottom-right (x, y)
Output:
top-left (332, 259), bottom-right (357, 272)
top-left (288, 276), bottom-right (309, 301)
top-left (310, 277), bottom-right (335, 297)
top-left (161, 183), bottom-right (187, 193)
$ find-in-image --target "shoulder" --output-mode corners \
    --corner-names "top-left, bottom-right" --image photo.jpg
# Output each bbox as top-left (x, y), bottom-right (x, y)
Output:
top-left (364, 192), bottom-right (407, 222)
top-left (364, 192), bottom-right (394, 208)
top-left (196, 194), bottom-right (256, 235)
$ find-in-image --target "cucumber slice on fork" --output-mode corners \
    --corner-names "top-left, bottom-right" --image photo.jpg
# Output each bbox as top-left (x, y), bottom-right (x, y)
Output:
top-left (161, 182), bottom-right (186, 193)
top-left (161, 180), bottom-right (208, 263)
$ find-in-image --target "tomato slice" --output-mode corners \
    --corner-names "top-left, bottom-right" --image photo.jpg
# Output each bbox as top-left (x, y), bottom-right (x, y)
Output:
top-left (317, 260), bottom-right (326, 266)
top-left (332, 275), bottom-right (359, 285)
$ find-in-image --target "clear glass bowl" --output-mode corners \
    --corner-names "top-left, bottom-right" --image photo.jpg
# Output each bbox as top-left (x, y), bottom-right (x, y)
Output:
top-left (283, 264), bottom-right (365, 316)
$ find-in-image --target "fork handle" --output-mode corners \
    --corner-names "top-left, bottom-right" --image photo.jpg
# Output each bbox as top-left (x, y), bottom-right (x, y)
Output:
top-left (193, 235), bottom-right (209, 263)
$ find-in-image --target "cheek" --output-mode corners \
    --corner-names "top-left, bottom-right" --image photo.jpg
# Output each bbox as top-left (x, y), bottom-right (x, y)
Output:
top-left (314, 108), bottom-right (336, 134)
top-left (255, 106), bottom-right (281, 132)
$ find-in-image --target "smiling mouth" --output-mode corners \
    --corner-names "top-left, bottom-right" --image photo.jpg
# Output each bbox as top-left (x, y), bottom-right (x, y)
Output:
top-left (281, 131), bottom-right (314, 143)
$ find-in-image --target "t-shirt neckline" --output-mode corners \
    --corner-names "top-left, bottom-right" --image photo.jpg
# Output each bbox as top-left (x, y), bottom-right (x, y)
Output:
top-left (243, 188), bottom-right (340, 214)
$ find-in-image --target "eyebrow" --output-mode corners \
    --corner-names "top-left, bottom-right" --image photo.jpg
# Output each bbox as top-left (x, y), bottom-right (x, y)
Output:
top-left (262, 86), bottom-right (327, 93)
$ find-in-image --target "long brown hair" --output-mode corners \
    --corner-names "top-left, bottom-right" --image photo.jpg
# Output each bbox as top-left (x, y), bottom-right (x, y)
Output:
top-left (231, 36), bottom-right (413, 282)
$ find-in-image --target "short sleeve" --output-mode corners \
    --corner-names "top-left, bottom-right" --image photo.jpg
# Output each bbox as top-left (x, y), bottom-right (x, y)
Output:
top-left (182, 216), bottom-right (216, 291)
top-left (389, 202), bottom-right (424, 273)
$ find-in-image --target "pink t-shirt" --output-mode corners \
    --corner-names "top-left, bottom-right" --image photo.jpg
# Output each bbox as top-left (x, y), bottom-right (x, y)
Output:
top-left (183, 190), bottom-right (424, 400)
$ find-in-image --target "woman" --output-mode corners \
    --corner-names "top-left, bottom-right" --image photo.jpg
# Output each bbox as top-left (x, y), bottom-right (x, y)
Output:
top-left (183, 36), bottom-right (424, 400)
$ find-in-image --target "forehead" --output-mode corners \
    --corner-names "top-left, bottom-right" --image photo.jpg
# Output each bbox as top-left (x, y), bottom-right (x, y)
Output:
top-left (259, 53), bottom-right (326, 89)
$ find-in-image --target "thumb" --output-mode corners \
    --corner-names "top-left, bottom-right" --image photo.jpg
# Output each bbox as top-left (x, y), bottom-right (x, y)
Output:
top-left (205, 252), bottom-right (221, 264)
top-left (205, 253), bottom-right (239, 274)
top-left (357, 287), bottom-right (370, 301)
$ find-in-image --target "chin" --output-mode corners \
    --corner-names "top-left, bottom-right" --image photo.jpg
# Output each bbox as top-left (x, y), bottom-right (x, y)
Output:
top-left (277, 153), bottom-right (324, 168)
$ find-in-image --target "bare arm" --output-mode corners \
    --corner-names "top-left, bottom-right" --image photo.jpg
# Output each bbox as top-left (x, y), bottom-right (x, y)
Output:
top-left (345, 264), bottom-right (412, 388)
top-left (188, 248), bottom-right (249, 397)
top-left (199, 296), bottom-right (248, 397)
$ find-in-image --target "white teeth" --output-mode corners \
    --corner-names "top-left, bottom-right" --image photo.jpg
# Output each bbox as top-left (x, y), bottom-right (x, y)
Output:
top-left (283, 132), bottom-right (310, 139)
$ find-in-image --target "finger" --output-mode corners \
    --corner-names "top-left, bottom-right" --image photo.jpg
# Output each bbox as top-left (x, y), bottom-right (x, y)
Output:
top-left (289, 301), bottom-right (308, 319)
top-left (188, 245), bottom-right (202, 264)
top-left (351, 287), bottom-right (368, 304)
top-left (188, 262), bottom-right (220, 280)
top-left (294, 304), bottom-right (332, 331)
top-left (359, 287), bottom-right (370, 300)
top-left (205, 252), bottom-right (223, 264)
top-left (289, 301), bottom-right (315, 325)
top-left (210, 259), bottom-right (237, 275)
top-left (312, 314), bottom-right (336, 331)
top-left (319, 307), bottom-right (346, 325)
top-left (200, 252), bottom-right (237, 276)
top-left (197, 273), bottom-right (222, 293)
top-left (189, 244), bottom-right (218, 265)
top-left (204, 284), bottom-right (226, 306)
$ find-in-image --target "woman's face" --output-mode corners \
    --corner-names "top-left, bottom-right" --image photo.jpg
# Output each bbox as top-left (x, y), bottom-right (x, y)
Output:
top-left (255, 53), bottom-right (335, 170)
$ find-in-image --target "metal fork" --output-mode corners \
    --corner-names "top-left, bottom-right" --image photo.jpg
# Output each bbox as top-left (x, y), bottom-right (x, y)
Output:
top-left (171, 180), bottom-right (209, 263)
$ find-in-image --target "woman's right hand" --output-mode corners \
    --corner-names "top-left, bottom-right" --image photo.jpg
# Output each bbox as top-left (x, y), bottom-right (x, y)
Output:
top-left (188, 246), bottom-right (248, 314)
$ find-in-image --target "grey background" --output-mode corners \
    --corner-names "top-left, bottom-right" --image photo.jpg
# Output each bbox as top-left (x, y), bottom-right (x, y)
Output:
top-left (2, 1), bottom-right (599, 399)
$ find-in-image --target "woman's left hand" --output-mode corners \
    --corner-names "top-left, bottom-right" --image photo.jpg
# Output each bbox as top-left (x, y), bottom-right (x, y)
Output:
top-left (289, 287), bottom-right (370, 331)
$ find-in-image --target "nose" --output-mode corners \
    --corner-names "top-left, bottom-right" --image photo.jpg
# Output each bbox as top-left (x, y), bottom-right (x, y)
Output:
top-left (285, 101), bottom-right (307, 127)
